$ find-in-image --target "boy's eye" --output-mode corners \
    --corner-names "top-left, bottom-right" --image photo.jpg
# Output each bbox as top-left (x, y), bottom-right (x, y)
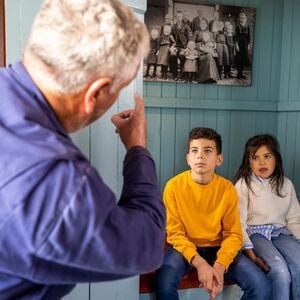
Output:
top-left (204, 149), bottom-right (212, 154)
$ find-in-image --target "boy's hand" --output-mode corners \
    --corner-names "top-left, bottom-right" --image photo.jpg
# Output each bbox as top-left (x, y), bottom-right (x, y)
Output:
top-left (192, 255), bottom-right (215, 295)
top-left (111, 93), bottom-right (146, 150)
top-left (209, 262), bottom-right (225, 299)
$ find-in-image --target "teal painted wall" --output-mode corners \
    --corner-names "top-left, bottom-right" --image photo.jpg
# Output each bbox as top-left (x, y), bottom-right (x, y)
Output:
top-left (277, 0), bottom-right (300, 194)
top-left (144, 0), bottom-right (300, 197)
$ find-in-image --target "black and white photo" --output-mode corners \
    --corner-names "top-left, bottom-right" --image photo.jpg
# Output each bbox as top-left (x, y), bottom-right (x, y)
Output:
top-left (144, 1), bottom-right (256, 86)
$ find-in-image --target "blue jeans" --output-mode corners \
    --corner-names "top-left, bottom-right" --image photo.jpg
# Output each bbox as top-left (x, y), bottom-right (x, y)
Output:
top-left (155, 246), bottom-right (270, 300)
top-left (251, 233), bottom-right (300, 300)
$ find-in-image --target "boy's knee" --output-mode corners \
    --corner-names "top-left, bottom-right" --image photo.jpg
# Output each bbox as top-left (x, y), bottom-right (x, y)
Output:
top-left (242, 272), bottom-right (271, 299)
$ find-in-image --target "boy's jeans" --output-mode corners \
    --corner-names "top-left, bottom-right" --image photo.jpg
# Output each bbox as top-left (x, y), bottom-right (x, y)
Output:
top-left (155, 245), bottom-right (270, 300)
top-left (251, 233), bottom-right (300, 300)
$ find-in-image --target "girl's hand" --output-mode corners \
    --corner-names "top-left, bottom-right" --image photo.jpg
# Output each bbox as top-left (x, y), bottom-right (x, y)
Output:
top-left (244, 249), bottom-right (269, 272)
top-left (253, 256), bottom-right (269, 272)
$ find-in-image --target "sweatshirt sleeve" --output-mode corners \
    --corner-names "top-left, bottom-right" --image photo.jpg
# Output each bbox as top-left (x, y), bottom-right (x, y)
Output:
top-left (163, 181), bottom-right (198, 264)
top-left (33, 146), bottom-right (166, 283)
top-left (285, 179), bottom-right (300, 239)
top-left (235, 179), bottom-right (253, 249)
top-left (216, 184), bottom-right (243, 270)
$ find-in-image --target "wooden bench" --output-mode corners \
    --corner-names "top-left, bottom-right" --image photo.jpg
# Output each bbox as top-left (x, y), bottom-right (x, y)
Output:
top-left (140, 268), bottom-right (233, 294)
top-left (140, 268), bottom-right (200, 294)
top-left (140, 238), bottom-right (234, 294)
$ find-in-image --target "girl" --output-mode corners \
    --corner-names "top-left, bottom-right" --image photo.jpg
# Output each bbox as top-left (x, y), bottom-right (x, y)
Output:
top-left (235, 134), bottom-right (300, 300)
top-left (157, 24), bottom-right (175, 80)
top-left (197, 31), bottom-right (219, 83)
top-left (144, 29), bottom-right (159, 78)
top-left (183, 40), bottom-right (198, 83)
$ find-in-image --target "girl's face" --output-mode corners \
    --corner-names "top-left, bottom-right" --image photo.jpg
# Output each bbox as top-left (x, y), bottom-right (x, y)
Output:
top-left (151, 29), bottom-right (159, 39)
top-left (187, 41), bottom-right (195, 50)
top-left (163, 25), bottom-right (171, 35)
top-left (226, 25), bottom-right (233, 34)
top-left (250, 145), bottom-right (276, 179)
top-left (200, 20), bottom-right (207, 31)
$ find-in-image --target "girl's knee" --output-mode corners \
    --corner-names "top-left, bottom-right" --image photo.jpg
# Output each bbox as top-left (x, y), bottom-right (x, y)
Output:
top-left (242, 276), bottom-right (271, 300)
top-left (268, 262), bottom-right (291, 285)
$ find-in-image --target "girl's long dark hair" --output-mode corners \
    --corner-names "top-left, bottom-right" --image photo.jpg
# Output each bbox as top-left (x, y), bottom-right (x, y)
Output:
top-left (234, 134), bottom-right (284, 197)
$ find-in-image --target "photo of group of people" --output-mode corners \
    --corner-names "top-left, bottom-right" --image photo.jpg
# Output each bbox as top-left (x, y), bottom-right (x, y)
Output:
top-left (144, 2), bottom-right (256, 86)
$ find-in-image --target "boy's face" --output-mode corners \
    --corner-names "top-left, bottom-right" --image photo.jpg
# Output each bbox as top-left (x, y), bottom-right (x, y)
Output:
top-left (186, 138), bottom-right (223, 179)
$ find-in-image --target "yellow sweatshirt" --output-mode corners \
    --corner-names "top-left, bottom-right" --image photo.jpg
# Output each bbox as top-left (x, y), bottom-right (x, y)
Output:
top-left (164, 171), bottom-right (242, 270)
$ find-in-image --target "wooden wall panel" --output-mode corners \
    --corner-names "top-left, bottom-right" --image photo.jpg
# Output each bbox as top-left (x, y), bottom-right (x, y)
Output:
top-left (0, 0), bottom-right (5, 66)
top-left (148, 106), bottom-right (278, 190)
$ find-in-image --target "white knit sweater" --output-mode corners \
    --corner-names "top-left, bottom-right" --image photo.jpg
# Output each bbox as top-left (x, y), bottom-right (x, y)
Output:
top-left (235, 175), bottom-right (300, 247)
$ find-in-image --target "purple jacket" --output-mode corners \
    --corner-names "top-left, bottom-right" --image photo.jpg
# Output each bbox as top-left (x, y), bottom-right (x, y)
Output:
top-left (0, 62), bottom-right (165, 299)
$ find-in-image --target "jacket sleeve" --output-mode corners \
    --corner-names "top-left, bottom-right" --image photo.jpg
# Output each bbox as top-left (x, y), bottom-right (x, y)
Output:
top-left (216, 185), bottom-right (243, 270)
top-left (33, 146), bottom-right (166, 284)
top-left (163, 182), bottom-right (198, 264)
top-left (235, 179), bottom-right (253, 249)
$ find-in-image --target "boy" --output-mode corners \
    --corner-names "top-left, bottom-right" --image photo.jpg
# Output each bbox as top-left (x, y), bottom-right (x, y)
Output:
top-left (155, 127), bottom-right (270, 300)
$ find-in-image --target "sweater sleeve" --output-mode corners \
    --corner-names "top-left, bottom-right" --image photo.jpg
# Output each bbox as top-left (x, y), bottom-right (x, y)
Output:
top-left (163, 182), bottom-right (198, 264)
top-left (235, 179), bottom-right (253, 249)
top-left (216, 185), bottom-right (243, 270)
top-left (33, 146), bottom-right (166, 283)
top-left (285, 179), bottom-right (300, 239)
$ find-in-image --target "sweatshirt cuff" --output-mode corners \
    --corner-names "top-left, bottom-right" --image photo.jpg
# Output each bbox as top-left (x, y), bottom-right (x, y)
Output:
top-left (215, 257), bottom-right (230, 271)
top-left (183, 247), bottom-right (198, 264)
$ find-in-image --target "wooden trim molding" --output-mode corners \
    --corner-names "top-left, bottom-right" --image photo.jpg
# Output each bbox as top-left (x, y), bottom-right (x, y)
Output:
top-left (0, 0), bottom-right (5, 66)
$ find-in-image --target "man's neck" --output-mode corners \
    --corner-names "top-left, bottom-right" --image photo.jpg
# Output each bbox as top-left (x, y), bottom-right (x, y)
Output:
top-left (41, 89), bottom-right (84, 133)
top-left (23, 53), bottom-right (85, 133)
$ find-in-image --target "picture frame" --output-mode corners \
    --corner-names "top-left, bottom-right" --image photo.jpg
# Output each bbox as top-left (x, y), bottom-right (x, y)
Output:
top-left (144, 1), bottom-right (256, 86)
top-left (0, 0), bottom-right (5, 67)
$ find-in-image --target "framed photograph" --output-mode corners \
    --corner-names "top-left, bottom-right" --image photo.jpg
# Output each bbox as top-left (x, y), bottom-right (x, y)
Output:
top-left (144, 1), bottom-right (256, 86)
top-left (0, 0), bottom-right (5, 67)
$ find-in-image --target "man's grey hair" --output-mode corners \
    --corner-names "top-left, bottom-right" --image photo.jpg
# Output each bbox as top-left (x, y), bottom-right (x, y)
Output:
top-left (24, 0), bottom-right (150, 94)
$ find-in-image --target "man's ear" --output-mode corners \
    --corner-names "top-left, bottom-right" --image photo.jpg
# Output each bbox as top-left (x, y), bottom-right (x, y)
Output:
top-left (84, 78), bottom-right (112, 114)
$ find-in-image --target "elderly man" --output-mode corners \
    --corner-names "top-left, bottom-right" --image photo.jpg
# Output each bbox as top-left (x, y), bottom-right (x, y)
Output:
top-left (0, 0), bottom-right (165, 299)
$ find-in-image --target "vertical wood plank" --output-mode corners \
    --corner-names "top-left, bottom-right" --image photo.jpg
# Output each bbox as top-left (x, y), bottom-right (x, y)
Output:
top-left (146, 107), bottom-right (162, 181)
top-left (160, 108), bottom-right (176, 188)
top-left (174, 109), bottom-right (190, 174)
top-left (0, 0), bottom-right (5, 66)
